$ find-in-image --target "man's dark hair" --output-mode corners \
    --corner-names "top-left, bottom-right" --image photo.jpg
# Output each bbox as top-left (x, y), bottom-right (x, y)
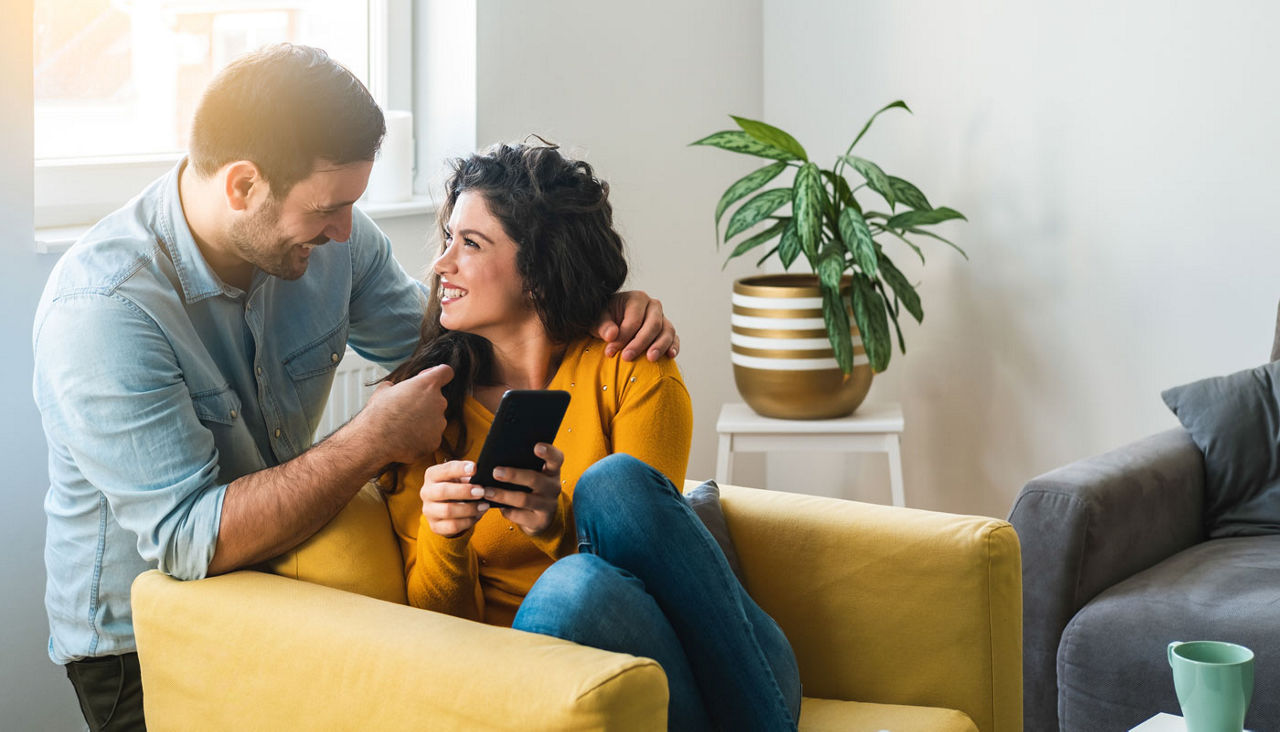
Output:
top-left (189, 43), bottom-right (385, 197)
top-left (381, 142), bottom-right (628, 474)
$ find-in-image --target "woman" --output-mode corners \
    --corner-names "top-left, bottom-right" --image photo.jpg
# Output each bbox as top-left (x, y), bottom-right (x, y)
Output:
top-left (381, 143), bottom-right (800, 730)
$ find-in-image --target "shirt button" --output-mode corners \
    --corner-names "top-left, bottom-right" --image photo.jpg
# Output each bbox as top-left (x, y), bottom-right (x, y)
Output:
top-left (274, 428), bottom-right (282, 438)
top-left (229, 409), bottom-right (237, 419)
top-left (330, 352), bottom-right (339, 363)
top-left (256, 366), bottom-right (263, 376)
top-left (602, 385), bottom-right (608, 391)
top-left (245, 304), bottom-right (252, 312)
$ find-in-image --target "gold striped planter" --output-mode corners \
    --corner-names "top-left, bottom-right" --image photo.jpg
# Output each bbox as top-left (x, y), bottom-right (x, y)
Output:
top-left (732, 274), bottom-right (873, 419)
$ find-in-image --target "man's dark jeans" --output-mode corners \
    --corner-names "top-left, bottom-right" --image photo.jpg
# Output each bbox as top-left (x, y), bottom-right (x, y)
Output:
top-left (65, 652), bottom-right (146, 731)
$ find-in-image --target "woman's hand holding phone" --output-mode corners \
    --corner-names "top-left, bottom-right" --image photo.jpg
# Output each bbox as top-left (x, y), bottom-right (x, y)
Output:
top-left (420, 443), bottom-right (564, 538)
top-left (420, 460), bottom-right (490, 538)
top-left (483, 442), bottom-right (564, 535)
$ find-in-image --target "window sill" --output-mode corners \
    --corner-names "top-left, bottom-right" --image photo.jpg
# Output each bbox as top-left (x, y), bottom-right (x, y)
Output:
top-left (33, 196), bottom-right (437, 255)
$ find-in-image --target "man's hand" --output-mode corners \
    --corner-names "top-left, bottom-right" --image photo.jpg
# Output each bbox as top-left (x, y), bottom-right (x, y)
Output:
top-left (351, 364), bottom-right (452, 467)
top-left (207, 363), bottom-right (453, 576)
top-left (596, 290), bottom-right (679, 361)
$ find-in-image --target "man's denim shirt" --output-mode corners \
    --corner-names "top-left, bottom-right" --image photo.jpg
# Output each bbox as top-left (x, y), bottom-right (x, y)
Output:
top-left (34, 161), bottom-right (425, 664)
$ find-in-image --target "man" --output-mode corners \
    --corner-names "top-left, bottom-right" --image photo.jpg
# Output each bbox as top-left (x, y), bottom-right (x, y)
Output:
top-left (33, 44), bottom-right (676, 731)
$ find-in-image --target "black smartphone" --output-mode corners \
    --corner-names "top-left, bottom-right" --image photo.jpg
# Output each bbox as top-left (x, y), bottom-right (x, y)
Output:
top-left (471, 390), bottom-right (571, 505)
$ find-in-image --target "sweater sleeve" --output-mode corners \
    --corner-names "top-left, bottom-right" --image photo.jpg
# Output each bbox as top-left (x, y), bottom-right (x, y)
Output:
top-left (389, 462), bottom-right (485, 621)
top-left (408, 522), bottom-right (484, 621)
top-left (611, 365), bottom-right (693, 489)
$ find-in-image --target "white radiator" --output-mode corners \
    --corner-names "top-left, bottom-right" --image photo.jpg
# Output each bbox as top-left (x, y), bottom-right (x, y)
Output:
top-left (317, 349), bottom-right (387, 440)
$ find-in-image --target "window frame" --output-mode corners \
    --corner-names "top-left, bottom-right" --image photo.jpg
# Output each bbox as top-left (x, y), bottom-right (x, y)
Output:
top-left (33, 0), bottom-right (415, 232)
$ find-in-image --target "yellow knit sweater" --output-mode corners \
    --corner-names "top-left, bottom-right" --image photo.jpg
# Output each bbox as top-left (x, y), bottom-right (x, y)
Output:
top-left (385, 338), bottom-right (692, 626)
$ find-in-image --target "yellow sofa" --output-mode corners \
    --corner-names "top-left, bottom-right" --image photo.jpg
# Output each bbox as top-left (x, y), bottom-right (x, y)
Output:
top-left (132, 481), bottom-right (1022, 731)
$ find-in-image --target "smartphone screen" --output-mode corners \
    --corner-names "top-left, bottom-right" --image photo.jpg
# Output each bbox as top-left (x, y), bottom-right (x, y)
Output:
top-left (471, 390), bottom-right (571, 496)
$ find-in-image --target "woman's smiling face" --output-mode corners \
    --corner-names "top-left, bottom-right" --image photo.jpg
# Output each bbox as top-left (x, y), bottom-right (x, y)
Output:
top-left (432, 191), bottom-right (536, 339)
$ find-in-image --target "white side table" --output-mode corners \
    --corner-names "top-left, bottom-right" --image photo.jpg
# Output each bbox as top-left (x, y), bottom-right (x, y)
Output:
top-left (715, 402), bottom-right (906, 507)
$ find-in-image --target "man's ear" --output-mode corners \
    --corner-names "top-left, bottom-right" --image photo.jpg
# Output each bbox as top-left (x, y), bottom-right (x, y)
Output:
top-left (223, 161), bottom-right (266, 212)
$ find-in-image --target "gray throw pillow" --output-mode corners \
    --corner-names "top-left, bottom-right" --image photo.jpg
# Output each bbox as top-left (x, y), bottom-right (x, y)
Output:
top-left (1162, 359), bottom-right (1280, 537)
top-left (684, 480), bottom-right (746, 583)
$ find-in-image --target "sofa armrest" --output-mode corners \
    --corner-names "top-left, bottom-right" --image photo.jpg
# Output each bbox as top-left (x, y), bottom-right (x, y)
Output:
top-left (1007, 427), bottom-right (1205, 732)
top-left (717, 484), bottom-right (1021, 732)
top-left (132, 570), bottom-right (666, 731)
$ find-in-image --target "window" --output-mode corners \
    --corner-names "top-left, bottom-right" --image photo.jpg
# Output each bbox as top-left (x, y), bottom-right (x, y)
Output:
top-left (34, 0), bottom-right (412, 232)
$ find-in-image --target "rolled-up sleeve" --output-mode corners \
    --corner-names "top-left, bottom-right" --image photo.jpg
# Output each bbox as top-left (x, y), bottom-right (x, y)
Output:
top-left (36, 292), bottom-right (226, 580)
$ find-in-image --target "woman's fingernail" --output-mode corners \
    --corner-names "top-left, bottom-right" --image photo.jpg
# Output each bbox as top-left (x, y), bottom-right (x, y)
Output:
top-left (464, 462), bottom-right (475, 474)
top-left (534, 444), bottom-right (546, 456)
top-left (484, 488), bottom-right (496, 499)
top-left (471, 486), bottom-right (485, 498)
top-left (604, 344), bottom-right (617, 356)
top-left (493, 467), bottom-right (507, 479)
top-left (476, 503), bottom-right (489, 512)
top-left (649, 348), bottom-right (660, 359)
top-left (622, 349), bottom-right (635, 360)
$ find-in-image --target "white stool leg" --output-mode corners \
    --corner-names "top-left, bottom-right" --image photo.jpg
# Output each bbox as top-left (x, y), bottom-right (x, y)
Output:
top-left (886, 434), bottom-right (905, 507)
top-left (716, 433), bottom-right (732, 484)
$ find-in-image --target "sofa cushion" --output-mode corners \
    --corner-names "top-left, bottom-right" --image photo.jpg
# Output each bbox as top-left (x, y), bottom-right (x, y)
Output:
top-left (1057, 535), bottom-right (1280, 731)
top-left (264, 482), bottom-right (408, 604)
top-left (684, 479), bottom-right (746, 583)
top-left (1162, 360), bottom-right (1280, 536)
top-left (798, 697), bottom-right (976, 731)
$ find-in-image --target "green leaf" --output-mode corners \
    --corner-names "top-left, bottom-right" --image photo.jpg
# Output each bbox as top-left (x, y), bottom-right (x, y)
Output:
top-left (838, 207), bottom-right (877, 277)
top-left (907, 227), bottom-right (969, 260)
top-left (691, 130), bottom-right (793, 161)
top-left (715, 162), bottom-right (788, 235)
top-left (885, 300), bottom-right (907, 352)
top-left (885, 206), bottom-right (967, 230)
top-left (847, 100), bottom-right (911, 152)
top-left (731, 116), bottom-right (807, 161)
top-left (724, 188), bottom-right (791, 241)
top-left (887, 176), bottom-right (931, 211)
top-left (820, 285), bottom-right (854, 374)
top-left (821, 170), bottom-right (859, 212)
top-left (877, 252), bottom-right (922, 323)
top-left (778, 218), bottom-right (801, 269)
top-left (792, 163), bottom-right (824, 260)
top-left (816, 244), bottom-right (845, 291)
top-left (851, 276), bottom-right (892, 372)
top-left (726, 218), bottom-right (787, 262)
top-left (841, 156), bottom-right (895, 210)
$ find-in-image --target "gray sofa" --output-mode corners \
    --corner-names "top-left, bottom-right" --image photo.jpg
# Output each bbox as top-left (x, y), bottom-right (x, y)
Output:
top-left (1009, 320), bottom-right (1280, 731)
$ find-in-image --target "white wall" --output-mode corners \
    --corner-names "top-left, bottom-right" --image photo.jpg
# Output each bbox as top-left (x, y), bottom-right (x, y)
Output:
top-left (474, 0), bottom-right (767, 484)
top-left (1, 1), bottom-right (88, 728)
top-left (762, 0), bottom-right (1280, 516)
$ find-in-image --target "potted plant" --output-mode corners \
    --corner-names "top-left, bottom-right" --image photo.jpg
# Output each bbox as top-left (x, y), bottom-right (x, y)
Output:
top-left (692, 101), bottom-right (966, 418)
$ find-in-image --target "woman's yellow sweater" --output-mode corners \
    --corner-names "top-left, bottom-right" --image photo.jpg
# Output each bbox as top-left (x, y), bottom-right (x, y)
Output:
top-left (385, 338), bottom-right (692, 627)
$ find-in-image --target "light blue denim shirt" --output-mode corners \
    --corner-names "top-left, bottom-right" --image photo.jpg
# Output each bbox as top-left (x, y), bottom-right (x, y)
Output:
top-left (34, 160), bottom-right (427, 664)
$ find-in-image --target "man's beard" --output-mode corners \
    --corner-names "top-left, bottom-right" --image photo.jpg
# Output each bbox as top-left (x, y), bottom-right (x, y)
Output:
top-left (227, 196), bottom-right (316, 281)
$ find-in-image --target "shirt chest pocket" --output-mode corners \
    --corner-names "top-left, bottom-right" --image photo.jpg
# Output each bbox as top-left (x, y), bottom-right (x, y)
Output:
top-left (282, 326), bottom-right (349, 431)
top-left (191, 387), bottom-right (243, 426)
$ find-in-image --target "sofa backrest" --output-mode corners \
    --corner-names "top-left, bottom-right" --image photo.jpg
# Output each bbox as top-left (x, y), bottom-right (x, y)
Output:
top-left (263, 482), bottom-right (409, 604)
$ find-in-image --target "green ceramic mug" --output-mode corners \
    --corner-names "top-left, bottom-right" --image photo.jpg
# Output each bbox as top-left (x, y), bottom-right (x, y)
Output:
top-left (1167, 641), bottom-right (1255, 732)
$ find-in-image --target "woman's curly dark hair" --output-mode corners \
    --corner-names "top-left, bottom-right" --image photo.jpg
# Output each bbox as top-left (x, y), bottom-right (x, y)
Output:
top-left (378, 142), bottom-right (628, 487)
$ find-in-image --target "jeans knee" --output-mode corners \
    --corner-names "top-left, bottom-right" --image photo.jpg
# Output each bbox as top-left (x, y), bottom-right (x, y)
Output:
top-left (574, 453), bottom-right (670, 521)
top-left (515, 554), bottom-right (633, 635)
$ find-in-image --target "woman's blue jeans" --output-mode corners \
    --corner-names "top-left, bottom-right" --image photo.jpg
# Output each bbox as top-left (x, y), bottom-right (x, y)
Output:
top-left (512, 454), bottom-right (802, 731)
